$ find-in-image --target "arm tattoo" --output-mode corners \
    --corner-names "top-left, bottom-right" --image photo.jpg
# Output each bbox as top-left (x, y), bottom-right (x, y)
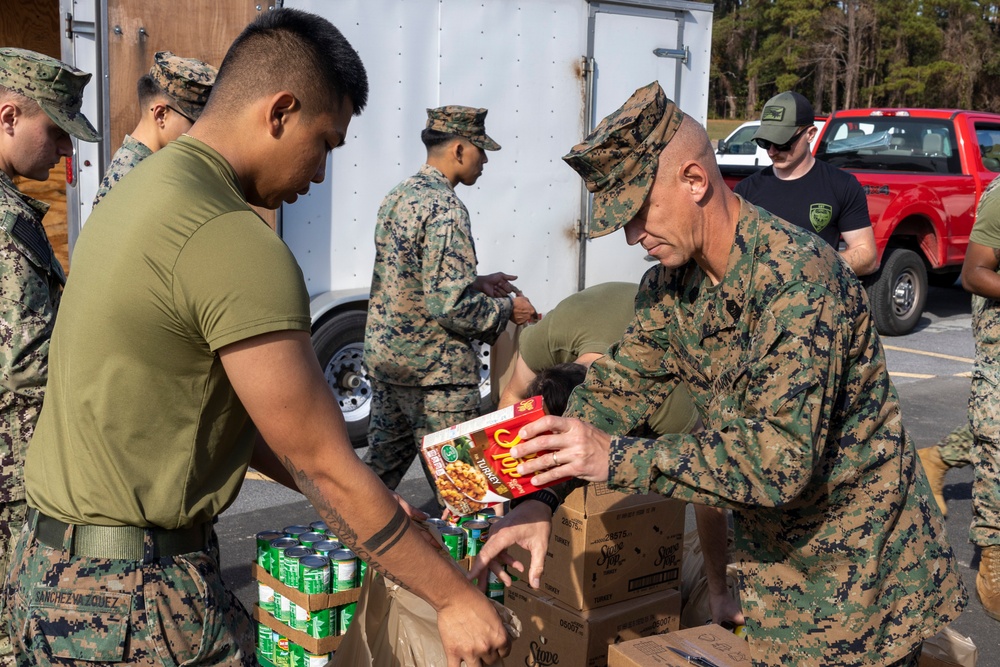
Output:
top-left (279, 455), bottom-right (414, 592)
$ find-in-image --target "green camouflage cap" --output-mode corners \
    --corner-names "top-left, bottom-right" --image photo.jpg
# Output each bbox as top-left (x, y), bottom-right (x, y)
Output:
top-left (150, 51), bottom-right (217, 121)
top-left (0, 47), bottom-right (99, 142)
top-left (426, 105), bottom-right (500, 151)
top-left (562, 81), bottom-right (683, 238)
top-left (752, 91), bottom-right (814, 145)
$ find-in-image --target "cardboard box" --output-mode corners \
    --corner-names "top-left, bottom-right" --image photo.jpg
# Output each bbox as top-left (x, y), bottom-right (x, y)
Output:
top-left (421, 396), bottom-right (566, 515)
top-left (608, 625), bottom-right (751, 667)
top-left (511, 495), bottom-right (684, 610)
top-left (506, 583), bottom-right (680, 667)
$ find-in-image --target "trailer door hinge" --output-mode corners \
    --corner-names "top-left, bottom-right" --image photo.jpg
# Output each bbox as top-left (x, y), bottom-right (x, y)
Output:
top-left (65, 12), bottom-right (96, 40)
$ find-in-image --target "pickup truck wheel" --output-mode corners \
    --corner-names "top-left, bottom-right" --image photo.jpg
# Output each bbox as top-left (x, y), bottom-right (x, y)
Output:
top-left (312, 311), bottom-right (370, 448)
top-left (867, 248), bottom-right (927, 336)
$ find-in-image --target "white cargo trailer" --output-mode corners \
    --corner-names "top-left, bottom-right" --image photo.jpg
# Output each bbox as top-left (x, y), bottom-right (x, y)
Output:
top-left (61, 0), bottom-right (713, 444)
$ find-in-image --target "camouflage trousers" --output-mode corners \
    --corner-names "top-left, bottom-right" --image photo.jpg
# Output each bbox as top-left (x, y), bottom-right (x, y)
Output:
top-left (364, 380), bottom-right (481, 503)
top-left (969, 368), bottom-right (1000, 547)
top-left (1, 512), bottom-right (256, 665)
top-left (0, 500), bottom-right (26, 667)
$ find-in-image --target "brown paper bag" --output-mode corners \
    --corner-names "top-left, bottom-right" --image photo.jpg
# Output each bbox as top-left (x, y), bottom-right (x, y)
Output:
top-left (489, 321), bottom-right (522, 407)
top-left (919, 626), bottom-right (977, 667)
top-left (332, 567), bottom-right (521, 666)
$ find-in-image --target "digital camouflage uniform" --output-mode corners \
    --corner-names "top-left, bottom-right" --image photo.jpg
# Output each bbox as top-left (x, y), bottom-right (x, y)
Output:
top-left (364, 106), bottom-right (510, 497)
top-left (92, 51), bottom-right (216, 208)
top-left (0, 48), bottom-right (99, 666)
top-left (560, 82), bottom-right (966, 666)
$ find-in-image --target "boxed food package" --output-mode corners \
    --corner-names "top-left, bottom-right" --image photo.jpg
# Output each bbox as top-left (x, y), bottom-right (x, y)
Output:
top-left (608, 624), bottom-right (751, 667)
top-left (509, 491), bottom-right (685, 610)
top-left (506, 583), bottom-right (680, 667)
top-left (421, 396), bottom-right (566, 515)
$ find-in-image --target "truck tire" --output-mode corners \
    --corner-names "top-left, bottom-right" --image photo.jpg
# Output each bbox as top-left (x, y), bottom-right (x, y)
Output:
top-left (867, 248), bottom-right (927, 336)
top-left (312, 311), bottom-right (370, 448)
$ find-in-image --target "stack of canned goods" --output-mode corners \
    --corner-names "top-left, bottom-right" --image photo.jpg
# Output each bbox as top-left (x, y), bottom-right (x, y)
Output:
top-left (255, 521), bottom-right (363, 665)
top-left (427, 511), bottom-right (505, 603)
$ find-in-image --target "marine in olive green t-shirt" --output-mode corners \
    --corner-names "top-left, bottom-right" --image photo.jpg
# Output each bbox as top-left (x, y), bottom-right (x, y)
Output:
top-left (24, 135), bottom-right (311, 529)
top-left (519, 282), bottom-right (697, 435)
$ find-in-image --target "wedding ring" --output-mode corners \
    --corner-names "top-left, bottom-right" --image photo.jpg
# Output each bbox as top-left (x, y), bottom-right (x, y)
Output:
top-left (552, 452), bottom-right (560, 466)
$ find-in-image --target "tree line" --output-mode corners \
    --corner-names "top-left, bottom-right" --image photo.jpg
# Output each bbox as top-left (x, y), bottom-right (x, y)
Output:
top-left (710, 0), bottom-right (1000, 118)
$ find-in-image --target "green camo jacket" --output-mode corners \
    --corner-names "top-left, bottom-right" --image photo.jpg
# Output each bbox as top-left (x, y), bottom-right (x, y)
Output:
top-left (364, 164), bottom-right (512, 387)
top-left (566, 198), bottom-right (966, 666)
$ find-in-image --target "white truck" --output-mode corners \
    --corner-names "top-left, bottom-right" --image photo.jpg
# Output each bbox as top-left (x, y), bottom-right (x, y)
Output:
top-left (60, 0), bottom-right (713, 444)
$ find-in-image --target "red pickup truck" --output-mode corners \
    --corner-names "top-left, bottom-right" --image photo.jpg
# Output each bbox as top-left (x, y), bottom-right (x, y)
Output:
top-left (724, 108), bottom-right (1000, 336)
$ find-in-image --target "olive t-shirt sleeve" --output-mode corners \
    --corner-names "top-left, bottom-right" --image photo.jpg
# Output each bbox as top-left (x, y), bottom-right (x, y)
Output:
top-left (970, 186), bottom-right (1000, 249)
top-left (172, 212), bottom-right (311, 351)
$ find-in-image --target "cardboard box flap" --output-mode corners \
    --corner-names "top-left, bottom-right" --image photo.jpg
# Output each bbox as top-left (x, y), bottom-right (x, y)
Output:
top-left (608, 625), bottom-right (751, 667)
top-left (562, 483), bottom-right (663, 516)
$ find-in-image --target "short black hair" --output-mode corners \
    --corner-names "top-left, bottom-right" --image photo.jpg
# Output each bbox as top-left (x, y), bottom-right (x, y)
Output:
top-left (210, 7), bottom-right (368, 116)
top-left (421, 127), bottom-right (460, 151)
top-left (527, 363), bottom-right (588, 416)
top-left (136, 74), bottom-right (164, 108)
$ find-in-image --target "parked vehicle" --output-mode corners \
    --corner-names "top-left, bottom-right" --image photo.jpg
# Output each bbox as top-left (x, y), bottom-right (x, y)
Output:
top-left (60, 0), bottom-right (714, 444)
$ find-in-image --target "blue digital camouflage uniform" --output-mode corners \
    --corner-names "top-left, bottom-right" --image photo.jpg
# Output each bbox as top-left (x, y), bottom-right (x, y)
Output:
top-left (92, 135), bottom-right (153, 207)
top-left (0, 172), bottom-right (64, 665)
top-left (363, 161), bottom-right (513, 496)
top-left (565, 200), bottom-right (966, 665)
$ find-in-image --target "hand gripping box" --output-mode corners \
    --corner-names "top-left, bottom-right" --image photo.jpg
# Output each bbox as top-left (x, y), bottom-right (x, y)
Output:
top-left (421, 396), bottom-right (565, 515)
top-left (608, 624), bottom-right (751, 667)
top-left (506, 582), bottom-right (680, 667)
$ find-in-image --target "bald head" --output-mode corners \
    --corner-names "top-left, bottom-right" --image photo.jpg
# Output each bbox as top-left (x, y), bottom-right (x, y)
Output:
top-left (657, 113), bottom-right (721, 186)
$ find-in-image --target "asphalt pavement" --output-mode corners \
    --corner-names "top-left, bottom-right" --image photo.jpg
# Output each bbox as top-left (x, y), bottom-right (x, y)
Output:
top-left (219, 281), bottom-right (999, 663)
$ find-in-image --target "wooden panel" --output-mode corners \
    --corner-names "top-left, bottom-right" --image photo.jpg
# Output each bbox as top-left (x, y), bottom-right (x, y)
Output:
top-left (107, 0), bottom-right (277, 227)
top-left (0, 0), bottom-right (68, 270)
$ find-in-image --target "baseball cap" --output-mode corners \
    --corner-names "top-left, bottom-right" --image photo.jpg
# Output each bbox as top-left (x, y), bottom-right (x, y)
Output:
top-left (150, 51), bottom-right (217, 121)
top-left (752, 91), bottom-right (815, 145)
top-left (562, 81), bottom-right (684, 239)
top-left (0, 47), bottom-right (99, 142)
top-left (425, 106), bottom-right (500, 151)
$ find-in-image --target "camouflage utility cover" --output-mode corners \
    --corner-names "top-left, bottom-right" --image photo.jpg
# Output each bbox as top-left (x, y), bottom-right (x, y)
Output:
top-left (0, 171), bottom-right (63, 505)
top-left (0, 48), bottom-right (99, 142)
top-left (566, 200), bottom-right (967, 665)
top-left (92, 135), bottom-right (153, 208)
top-left (425, 106), bottom-right (500, 151)
top-left (364, 164), bottom-right (512, 387)
top-left (150, 51), bottom-right (216, 121)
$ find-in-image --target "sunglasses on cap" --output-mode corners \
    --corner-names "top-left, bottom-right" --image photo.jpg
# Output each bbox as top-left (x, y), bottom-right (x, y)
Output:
top-left (755, 126), bottom-right (809, 152)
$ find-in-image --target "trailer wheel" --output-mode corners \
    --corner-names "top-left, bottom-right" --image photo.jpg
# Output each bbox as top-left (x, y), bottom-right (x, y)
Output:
top-left (313, 311), bottom-right (370, 448)
top-left (867, 248), bottom-right (927, 336)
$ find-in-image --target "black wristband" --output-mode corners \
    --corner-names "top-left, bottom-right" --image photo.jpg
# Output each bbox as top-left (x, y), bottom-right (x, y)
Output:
top-left (510, 488), bottom-right (560, 515)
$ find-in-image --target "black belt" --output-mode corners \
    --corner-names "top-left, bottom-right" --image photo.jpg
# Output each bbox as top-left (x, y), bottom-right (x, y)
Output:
top-left (31, 509), bottom-right (210, 560)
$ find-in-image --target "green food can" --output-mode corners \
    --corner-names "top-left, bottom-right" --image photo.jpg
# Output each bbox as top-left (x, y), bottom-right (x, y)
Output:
top-left (269, 537), bottom-right (300, 578)
top-left (273, 635), bottom-right (290, 667)
top-left (258, 581), bottom-right (275, 616)
top-left (330, 548), bottom-right (358, 591)
top-left (297, 531), bottom-right (326, 549)
top-left (290, 641), bottom-right (305, 667)
top-left (358, 558), bottom-right (368, 583)
top-left (324, 529), bottom-right (339, 541)
top-left (312, 539), bottom-right (342, 558)
top-left (338, 602), bottom-right (357, 635)
top-left (283, 525), bottom-right (311, 540)
top-left (299, 555), bottom-right (330, 594)
top-left (309, 520), bottom-right (328, 532)
top-left (281, 546), bottom-right (313, 589)
top-left (304, 650), bottom-right (332, 666)
top-left (256, 622), bottom-right (274, 662)
top-left (256, 530), bottom-right (284, 570)
top-left (440, 525), bottom-right (466, 561)
top-left (462, 520), bottom-right (489, 557)
top-left (306, 606), bottom-right (333, 639)
top-left (486, 570), bottom-right (504, 604)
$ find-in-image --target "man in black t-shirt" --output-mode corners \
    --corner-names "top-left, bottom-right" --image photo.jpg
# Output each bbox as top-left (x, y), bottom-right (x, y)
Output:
top-left (735, 91), bottom-right (877, 276)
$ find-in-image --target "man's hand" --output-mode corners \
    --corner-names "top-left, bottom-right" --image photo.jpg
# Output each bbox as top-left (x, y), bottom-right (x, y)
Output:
top-left (510, 415), bottom-right (612, 485)
top-left (511, 296), bottom-right (539, 325)
top-left (468, 500), bottom-right (553, 590)
top-left (436, 588), bottom-right (511, 667)
top-left (473, 272), bottom-right (518, 297)
top-left (710, 590), bottom-right (745, 627)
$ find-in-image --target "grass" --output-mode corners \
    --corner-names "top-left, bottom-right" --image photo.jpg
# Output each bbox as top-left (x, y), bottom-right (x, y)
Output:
top-left (706, 118), bottom-right (748, 142)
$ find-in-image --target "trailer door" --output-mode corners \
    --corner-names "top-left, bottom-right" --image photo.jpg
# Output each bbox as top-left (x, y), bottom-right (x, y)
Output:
top-left (583, 6), bottom-right (689, 288)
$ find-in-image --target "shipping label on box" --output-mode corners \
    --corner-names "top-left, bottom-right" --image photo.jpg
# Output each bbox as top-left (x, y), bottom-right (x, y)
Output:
top-left (512, 497), bottom-right (685, 610)
top-left (608, 624), bottom-right (752, 667)
top-left (421, 396), bottom-right (566, 515)
top-left (506, 584), bottom-right (680, 667)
